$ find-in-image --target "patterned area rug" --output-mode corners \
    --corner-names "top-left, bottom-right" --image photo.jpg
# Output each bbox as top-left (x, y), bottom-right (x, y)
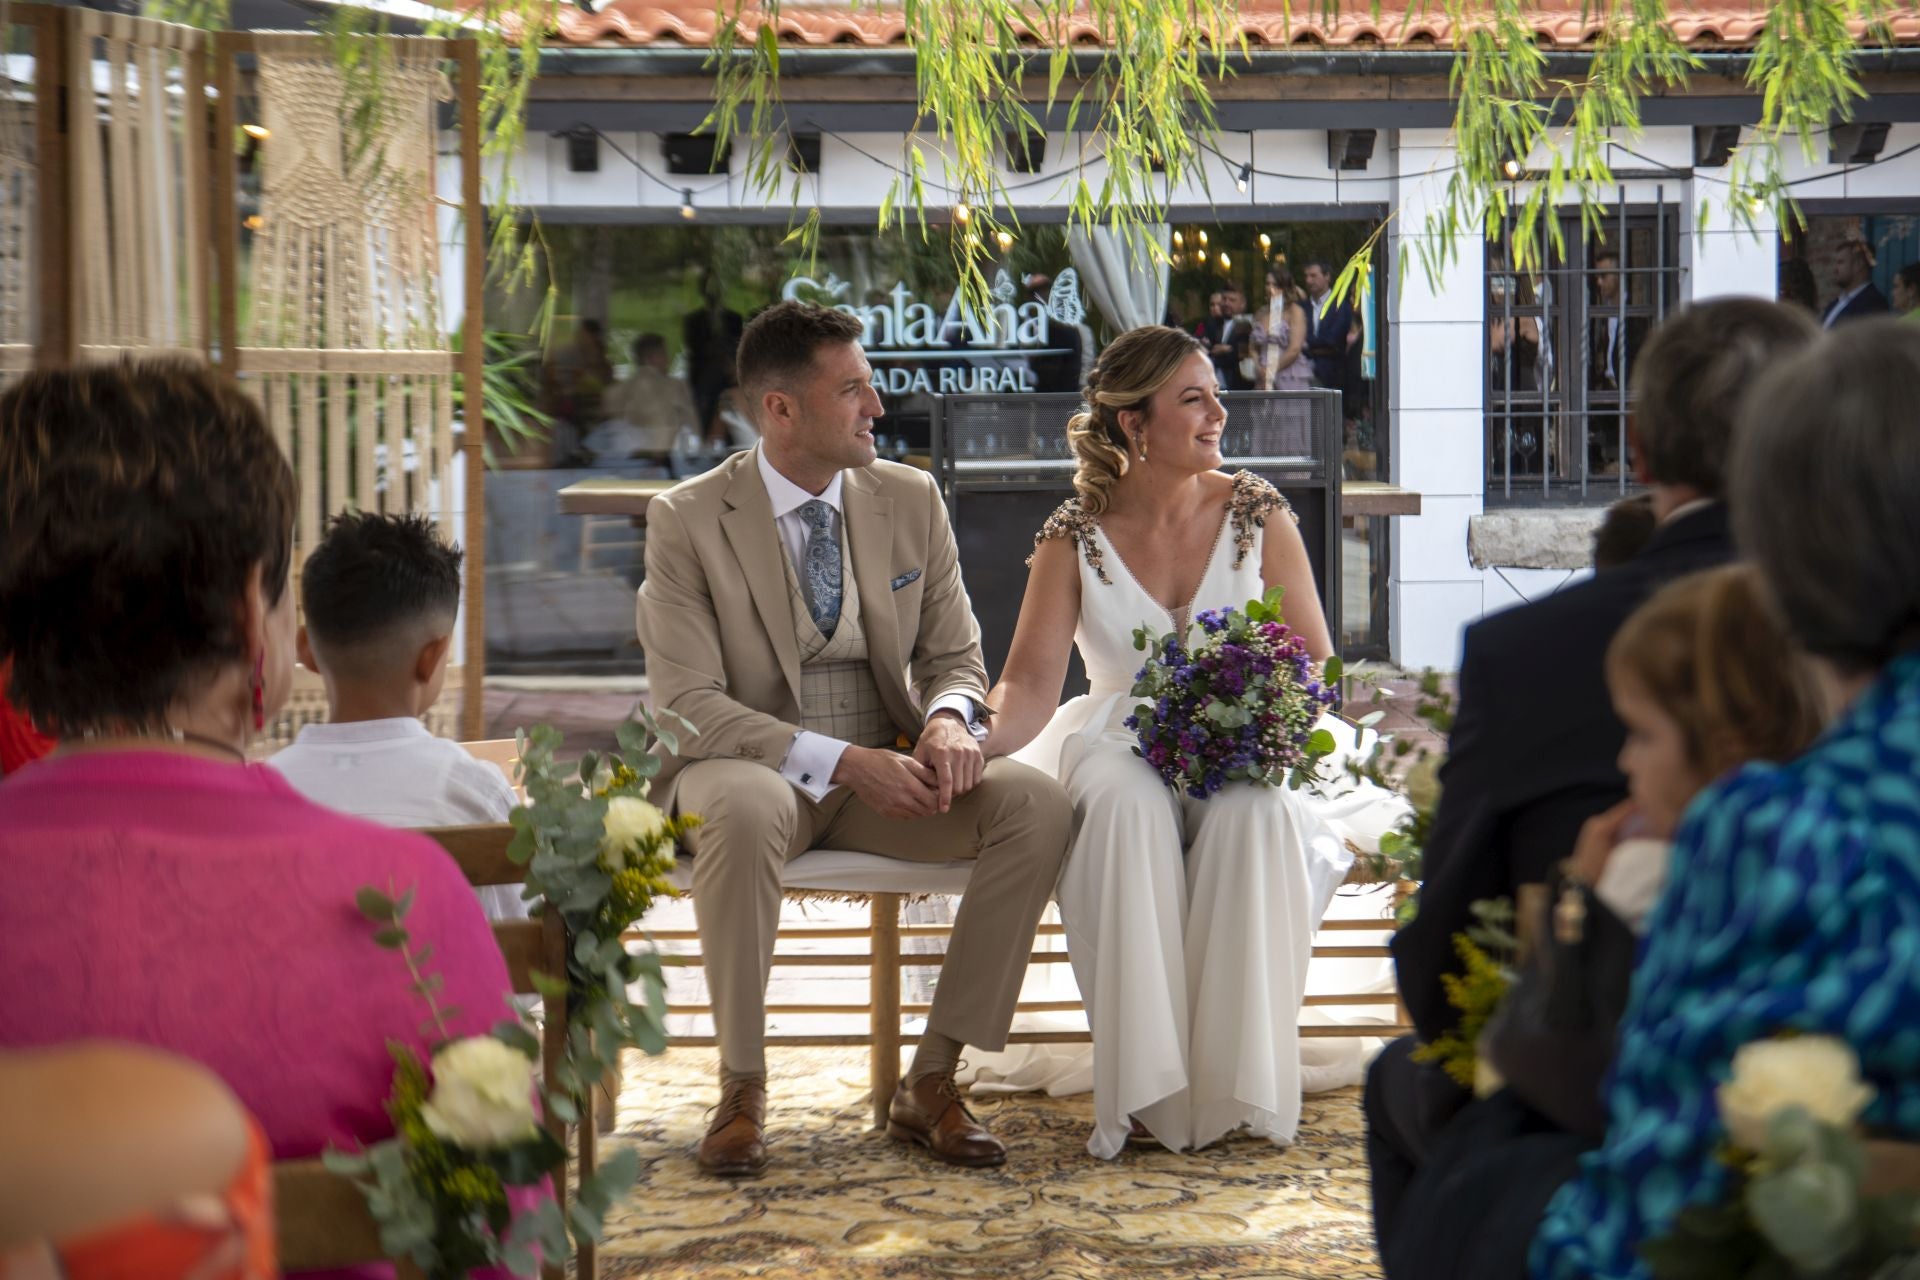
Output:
top-left (597, 1047), bottom-right (1383, 1279)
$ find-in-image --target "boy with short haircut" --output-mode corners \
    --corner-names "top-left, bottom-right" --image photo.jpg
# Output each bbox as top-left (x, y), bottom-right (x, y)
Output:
top-left (270, 511), bottom-right (524, 920)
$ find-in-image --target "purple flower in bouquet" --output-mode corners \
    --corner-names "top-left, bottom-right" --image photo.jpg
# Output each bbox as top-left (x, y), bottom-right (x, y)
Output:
top-left (1127, 586), bottom-right (1342, 799)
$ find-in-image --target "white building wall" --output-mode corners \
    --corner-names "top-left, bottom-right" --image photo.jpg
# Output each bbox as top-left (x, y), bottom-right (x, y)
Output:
top-left (458, 118), bottom-right (1920, 671)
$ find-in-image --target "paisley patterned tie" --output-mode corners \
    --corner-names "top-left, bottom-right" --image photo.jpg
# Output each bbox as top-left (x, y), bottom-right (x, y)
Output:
top-left (797, 499), bottom-right (842, 639)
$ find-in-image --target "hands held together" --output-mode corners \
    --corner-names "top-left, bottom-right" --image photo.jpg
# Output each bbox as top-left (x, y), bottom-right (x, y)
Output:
top-left (831, 710), bottom-right (984, 820)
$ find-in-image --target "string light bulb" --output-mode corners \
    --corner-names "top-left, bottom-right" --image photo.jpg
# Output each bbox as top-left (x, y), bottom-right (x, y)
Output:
top-left (242, 123), bottom-right (270, 141)
top-left (1173, 230), bottom-right (1185, 248)
top-left (1259, 232), bottom-right (1272, 252)
top-left (1218, 251), bottom-right (1232, 271)
top-left (954, 202), bottom-right (972, 225)
top-left (679, 189), bottom-right (696, 220)
top-left (1194, 248), bottom-right (1207, 264)
top-left (1502, 157), bottom-right (1523, 179)
top-left (1198, 229), bottom-right (1209, 246)
top-left (1236, 164), bottom-right (1251, 193)
top-left (995, 229), bottom-right (1014, 251)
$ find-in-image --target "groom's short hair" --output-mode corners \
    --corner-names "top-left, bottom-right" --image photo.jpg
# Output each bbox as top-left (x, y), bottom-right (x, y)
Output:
top-left (736, 301), bottom-right (866, 396)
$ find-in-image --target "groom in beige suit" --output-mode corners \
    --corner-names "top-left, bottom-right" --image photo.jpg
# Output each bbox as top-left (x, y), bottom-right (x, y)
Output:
top-left (637, 301), bottom-right (1072, 1178)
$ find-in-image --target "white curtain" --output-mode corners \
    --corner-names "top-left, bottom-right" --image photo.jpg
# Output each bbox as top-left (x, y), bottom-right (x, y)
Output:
top-left (1067, 224), bottom-right (1171, 334)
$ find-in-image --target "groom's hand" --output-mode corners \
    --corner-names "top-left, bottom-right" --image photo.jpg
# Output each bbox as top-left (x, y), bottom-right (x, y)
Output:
top-left (914, 711), bottom-right (985, 813)
top-left (833, 747), bottom-right (941, 820)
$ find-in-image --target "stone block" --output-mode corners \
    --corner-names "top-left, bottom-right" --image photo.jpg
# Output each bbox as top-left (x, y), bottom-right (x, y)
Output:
top-left (1467, 507), bottom-right (1607, 570)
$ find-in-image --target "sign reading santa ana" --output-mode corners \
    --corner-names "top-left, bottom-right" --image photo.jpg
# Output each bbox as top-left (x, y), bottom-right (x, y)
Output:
top-left (781, 269), bottom-right (1087, 396)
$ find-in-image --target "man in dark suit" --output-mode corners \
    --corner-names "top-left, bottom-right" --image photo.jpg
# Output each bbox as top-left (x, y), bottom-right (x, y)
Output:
top-left (1364, 298), bottom-right (1822, 1247)
top-left (1824, 238), bottom-right (1890, 329)
top-left (1303, 260), bottom-right (1353, 390)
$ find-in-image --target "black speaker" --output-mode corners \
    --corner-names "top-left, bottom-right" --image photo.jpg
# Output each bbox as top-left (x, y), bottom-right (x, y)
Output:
top-left (664, 132), bottom-right (731, 174)
top-left (1005, 129), bottom-right (1044, 173)
top-left (789, 133), bottom-right (822, 173)
top-left (1829, 122), bottom-right (1891, 165)
top-left (564, 126), bottom-right (599, 173)
top-left (1326, 128), bottom-right (1376, 172)
top-left (1693, 123), bottom-right (1741, 168)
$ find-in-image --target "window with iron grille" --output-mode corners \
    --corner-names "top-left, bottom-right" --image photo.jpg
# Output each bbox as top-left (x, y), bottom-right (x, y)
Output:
top-left (1484, 201), bottom-right (1685, 503)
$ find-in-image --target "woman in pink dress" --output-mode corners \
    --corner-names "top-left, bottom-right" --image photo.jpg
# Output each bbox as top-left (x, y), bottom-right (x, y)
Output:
top-left (0, 362), bottom-right (515, 1279)
top-left (1247, 265), bottom-right (1315, 454)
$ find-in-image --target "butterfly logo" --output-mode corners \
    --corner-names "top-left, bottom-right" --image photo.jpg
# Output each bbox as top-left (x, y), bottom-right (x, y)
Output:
top-left (1046, 269), bottom-right (1086, 325)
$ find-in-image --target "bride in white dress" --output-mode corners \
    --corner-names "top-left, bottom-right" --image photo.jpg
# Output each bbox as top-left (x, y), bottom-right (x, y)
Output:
top-left (981, 325), bottom-right (1396, 1159)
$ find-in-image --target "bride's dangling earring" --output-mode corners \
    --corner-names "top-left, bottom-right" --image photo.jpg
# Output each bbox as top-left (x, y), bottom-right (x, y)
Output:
top-left (1136, 432), bottom-right (1148, 464)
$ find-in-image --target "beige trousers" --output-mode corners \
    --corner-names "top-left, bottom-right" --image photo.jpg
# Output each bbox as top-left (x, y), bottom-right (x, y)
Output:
top-left (675, 757), bottom-right (1073, 1078)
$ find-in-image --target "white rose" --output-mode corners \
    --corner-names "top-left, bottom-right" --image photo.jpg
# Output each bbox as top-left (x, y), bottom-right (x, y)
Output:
top-left (601, 796), bottom-right (671, 869)
top-left (1717, 1036), bottom-right (1876, 1153)
top-left (419, 1036), bottom-right (539, 1150)
top-left (1403, 753), bottom-right (1443, 813)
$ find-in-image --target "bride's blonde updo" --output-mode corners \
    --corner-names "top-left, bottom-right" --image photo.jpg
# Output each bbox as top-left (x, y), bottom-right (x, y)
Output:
top-left (1066, 325), bottom-right (1207, 515)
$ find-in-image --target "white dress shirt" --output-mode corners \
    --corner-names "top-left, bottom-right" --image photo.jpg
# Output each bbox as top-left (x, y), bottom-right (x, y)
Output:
top-left (756, 448), bottom-right (981, 801)
top-left (1825, 283), bottom-right (1868, 330)
top-left (267, 717), bottom-right (529, 921)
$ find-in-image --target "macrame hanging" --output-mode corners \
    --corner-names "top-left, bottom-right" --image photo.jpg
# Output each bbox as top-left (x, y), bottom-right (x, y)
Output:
top-left (242, 36), bottom-right (464, 744)
top-left (0, 0), bottom-right (32, 384)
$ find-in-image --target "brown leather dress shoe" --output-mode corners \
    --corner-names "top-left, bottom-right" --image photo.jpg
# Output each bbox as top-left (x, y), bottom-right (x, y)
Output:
top-left (697, 1078), bottom-right (768, 1178)
top-left (887, 1073), bottom-right (1007, 1168)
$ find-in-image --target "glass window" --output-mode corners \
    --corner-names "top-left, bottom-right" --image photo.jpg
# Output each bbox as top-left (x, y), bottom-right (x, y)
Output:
top-left (1484, 206), bottom-right (1683, 503)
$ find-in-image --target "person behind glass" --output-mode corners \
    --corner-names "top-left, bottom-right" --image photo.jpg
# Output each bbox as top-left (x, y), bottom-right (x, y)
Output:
top-left (1587, 249), bottom-right (1649, 395)
top-left (1368, 300), bottom-right (1821, 1233)
top-left (1372, 564), bottom-right (1826, 1280)
top-left (1197, 289), bottom-right (1248, 393)
top-left (1301, 259), bottom-right (1353, 390)
top-left (1535, 317), bottom-right (1920, 1278)
top-left (1778, 256), bottom-right (1820, 317)
top-left (683, 269), bottom-right (747, 436)
top-left (1823, 236), bottom-right (1889, 328)
top-left (1893, 262), bottom-right (1920, 319)
top-left (0, 361), bottom-right (515, 1280)
top-left (1488, 270), bottom-right (1543, 475)
top-left (1249, 266), bottom-right (1314, 456)
top-left (586, 331), bottom-right (699, 463)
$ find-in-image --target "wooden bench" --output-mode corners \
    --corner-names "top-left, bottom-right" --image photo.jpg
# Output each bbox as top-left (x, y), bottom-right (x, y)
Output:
top-left (642, 852), bottom-right (1413, 1131)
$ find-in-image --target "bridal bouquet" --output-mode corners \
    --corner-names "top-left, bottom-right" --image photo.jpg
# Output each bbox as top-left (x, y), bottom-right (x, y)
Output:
top-left (1126, 585), bottom-right (1341, 799)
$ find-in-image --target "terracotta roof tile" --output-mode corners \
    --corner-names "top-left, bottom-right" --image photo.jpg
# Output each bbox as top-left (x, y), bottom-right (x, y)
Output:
top-left (537, 0), bottom-right (1920, 50)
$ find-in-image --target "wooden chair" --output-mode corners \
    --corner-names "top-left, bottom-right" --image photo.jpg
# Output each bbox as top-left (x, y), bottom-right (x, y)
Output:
top-left (272, 1158), bottom-right (425, 1279)
top-left (421, 823), bottom-right (584, 1280)
top-left (459, 738), bottom-right (523, 795)
top-left (272, 826), bottom-right (569, 1278)
top-left (647, 853), bottom-right (1415, 1131)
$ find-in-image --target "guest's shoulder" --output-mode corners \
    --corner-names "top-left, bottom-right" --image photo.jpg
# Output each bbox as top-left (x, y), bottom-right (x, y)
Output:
top-left (1028, 496), bottom-right (1109, 583)
top-left (1464, 566), bottom-right (1634, 659)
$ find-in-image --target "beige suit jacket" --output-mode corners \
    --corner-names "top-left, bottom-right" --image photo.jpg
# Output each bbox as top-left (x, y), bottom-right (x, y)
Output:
top-left (635, 447), bottom-right (989, 802)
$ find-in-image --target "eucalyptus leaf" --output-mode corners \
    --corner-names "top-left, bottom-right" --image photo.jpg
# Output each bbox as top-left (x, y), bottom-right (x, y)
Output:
top-left (1749, 1161), bottom-right (1862, 1274)
top-left (356, 887), bottom-right (396, 920)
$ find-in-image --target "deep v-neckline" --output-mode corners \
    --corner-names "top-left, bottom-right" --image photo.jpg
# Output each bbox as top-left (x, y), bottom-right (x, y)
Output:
top-left (1096, 504), bottom-right (1233, 632)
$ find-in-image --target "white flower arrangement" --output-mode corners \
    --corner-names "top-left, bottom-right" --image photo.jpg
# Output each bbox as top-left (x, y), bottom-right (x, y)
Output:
top-left (420, 1037), bottom-right (541, 1151)
top-left (1645, 1034), bottom-right (1920, 1280)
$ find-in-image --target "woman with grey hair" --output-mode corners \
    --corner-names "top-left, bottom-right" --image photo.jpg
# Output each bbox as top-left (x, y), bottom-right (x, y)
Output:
top-left (1533, 317), bottom-right (1920, 1278)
